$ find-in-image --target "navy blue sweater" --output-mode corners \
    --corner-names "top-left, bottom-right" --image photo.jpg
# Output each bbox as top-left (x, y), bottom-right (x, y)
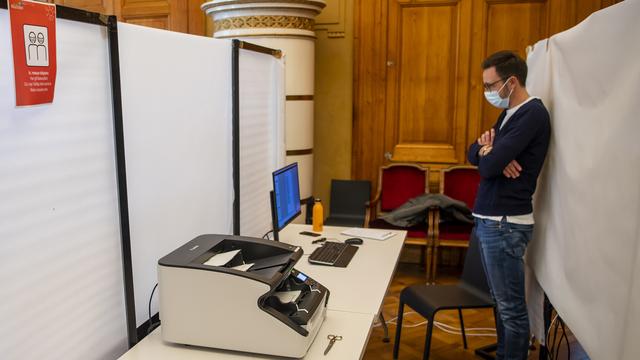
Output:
top-left (468, 98), bottom-right (551, 216)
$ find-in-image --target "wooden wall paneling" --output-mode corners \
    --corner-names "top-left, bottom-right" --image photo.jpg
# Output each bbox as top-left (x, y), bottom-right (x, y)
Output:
top-left (573, 0), bottom-right (621, 27)
top-left (53, 0), bottom-right (204, 35)
top-left (169, 0), bottom-right (188, 32)
top-left (600, 0), bottom-right (621, 6)
top-left (547, 0), bottom-right (617, 35)
top-left (574, 0), bottom-right (609, 26)
top-left (120, 0), bottom-right (188, 32)
top-left (120, 0), bottom-right (169, 30)
top-left (352, 0), bottom-right (389, 195)
top-left (481, 0), bottom-right (548, 132)
top-left (352, 0), bottom-right (621, 194)
top-left (547, 0), bottom-right (577, 35)
top-left (124, 16), bottom-right (169, 29)
top-left (187, 0), bottom-right (206, 35)
top-left (466, 0), bottom-right (619, 153)
top-left (53, 0), bottom-right (115, 15)
top-left (466, 0), bottom-right (549, 152)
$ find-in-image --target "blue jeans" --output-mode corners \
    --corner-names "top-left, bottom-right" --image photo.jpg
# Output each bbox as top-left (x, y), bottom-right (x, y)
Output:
top-left (474, 217), bottom-right (533, 360)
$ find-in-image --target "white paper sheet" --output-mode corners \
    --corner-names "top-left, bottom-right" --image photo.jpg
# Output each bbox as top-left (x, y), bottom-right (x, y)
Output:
top-left (204, 250), bottom-right (241, 267)
top-left (274, 290), bottom-right (302, 304)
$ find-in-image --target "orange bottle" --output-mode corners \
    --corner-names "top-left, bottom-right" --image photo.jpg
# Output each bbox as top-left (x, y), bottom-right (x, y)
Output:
top-left (312, 198), bottom-right (324, 232)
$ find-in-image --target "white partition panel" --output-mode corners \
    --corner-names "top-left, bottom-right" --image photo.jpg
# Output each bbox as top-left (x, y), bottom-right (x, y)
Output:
top-left (118, 23), bottom-right (234, 328)
top-left (0, 11), bottom-right (128, 360)
top-left (525, 2), bottom-right (640, 359)
top-left (239, 49), bottom-right (286, 237)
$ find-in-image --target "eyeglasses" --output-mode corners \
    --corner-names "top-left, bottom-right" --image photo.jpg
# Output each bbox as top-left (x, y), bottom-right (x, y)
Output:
top-left (483, 78), bottom-right (505, 92)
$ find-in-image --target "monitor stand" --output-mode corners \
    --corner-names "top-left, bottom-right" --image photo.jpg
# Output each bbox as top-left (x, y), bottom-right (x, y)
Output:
top-left (269, 190), bottom-right (280, 241)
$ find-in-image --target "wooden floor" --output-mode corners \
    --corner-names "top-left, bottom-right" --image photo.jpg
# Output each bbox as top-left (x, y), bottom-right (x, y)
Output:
top-left (361, 262), bottom-right (586, 360)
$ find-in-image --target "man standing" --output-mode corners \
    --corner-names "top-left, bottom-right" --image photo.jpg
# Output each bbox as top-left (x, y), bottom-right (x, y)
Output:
top-left (468, 50), bottom-right (551, 360)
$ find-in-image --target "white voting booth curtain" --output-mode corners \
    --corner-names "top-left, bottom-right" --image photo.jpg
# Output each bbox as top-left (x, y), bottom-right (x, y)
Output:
top-left (526, 1), bottom-right (640, 359)
top-left (239, 49), bottom-right (286, 238)
top-left (117, 23), bottom-right (235, 329)
top-left (0, 11), bottom-right (128, 360)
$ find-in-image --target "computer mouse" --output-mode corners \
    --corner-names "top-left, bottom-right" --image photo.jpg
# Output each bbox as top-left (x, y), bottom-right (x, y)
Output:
top-left (345, 237), bottom-right (363, 245)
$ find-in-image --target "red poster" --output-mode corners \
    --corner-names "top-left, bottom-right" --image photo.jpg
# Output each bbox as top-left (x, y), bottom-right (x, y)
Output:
top-left (9, 0), bottom-right (57, 106)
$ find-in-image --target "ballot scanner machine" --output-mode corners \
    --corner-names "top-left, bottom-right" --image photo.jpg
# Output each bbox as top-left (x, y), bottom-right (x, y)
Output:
top-left (158, 234), bottom-right (329, 358)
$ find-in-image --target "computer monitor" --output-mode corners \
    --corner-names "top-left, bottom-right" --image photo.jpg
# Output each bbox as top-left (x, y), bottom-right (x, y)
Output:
top-left (270, 163), bottom-right (301, 241)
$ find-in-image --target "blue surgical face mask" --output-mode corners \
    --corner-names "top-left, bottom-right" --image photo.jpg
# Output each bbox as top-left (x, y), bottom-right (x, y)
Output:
top-left (484, 78), bottom-right (513, 109)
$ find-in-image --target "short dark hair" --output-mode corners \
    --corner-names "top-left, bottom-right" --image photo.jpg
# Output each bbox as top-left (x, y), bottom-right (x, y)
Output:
top-left (482, 50), bottom-right (527, 86)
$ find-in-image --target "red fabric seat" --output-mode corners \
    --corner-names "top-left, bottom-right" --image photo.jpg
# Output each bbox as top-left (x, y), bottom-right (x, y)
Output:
top-left (368, 163), bottom-right (431, 278)
top-left (442, 168), bottom-right (481, 210)
top-left (430, 166), bottom-right (481, 282)
top-left (378, 166), bottom-right (428, 212)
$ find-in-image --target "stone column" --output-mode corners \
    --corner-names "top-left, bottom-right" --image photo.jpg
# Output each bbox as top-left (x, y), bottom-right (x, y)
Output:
top-left (202, 0), bottom-right (325, 220)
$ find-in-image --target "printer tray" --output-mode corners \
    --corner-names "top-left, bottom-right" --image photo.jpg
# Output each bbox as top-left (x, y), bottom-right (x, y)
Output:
top-left (250, 253), bottom-right (292, 271)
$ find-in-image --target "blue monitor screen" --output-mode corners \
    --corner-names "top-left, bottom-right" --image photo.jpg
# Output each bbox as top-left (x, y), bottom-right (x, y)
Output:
top-left (272, 163), bottom-right (301, 230)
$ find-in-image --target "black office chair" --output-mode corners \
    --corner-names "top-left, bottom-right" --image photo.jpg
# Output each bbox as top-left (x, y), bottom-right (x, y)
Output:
top-left (393, 233), bottom-right (496, 360)
top-left (324, 179), bottom-right (371, 227)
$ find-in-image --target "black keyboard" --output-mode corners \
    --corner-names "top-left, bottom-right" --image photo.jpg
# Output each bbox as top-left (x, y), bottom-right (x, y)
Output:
top-left (308, 241), bottom-right (358, 267)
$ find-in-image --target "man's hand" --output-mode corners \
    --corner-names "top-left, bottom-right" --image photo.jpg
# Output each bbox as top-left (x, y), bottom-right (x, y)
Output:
top-left (477, 128), bottom-right (495, 146)
top-left (503, 160), bottom-right (522, 178)
top-left (479, 145), bottom-right (493, 157)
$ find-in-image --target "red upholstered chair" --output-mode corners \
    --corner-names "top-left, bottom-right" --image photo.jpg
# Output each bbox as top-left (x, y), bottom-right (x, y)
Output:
top-left (368, 163), bottom-right (431, 277)
top-left (430, 165), bottom-right (481, 283)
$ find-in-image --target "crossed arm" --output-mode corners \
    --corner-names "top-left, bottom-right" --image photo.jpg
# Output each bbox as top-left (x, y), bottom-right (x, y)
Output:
top-left (468, 128), bottom-right (523, 179)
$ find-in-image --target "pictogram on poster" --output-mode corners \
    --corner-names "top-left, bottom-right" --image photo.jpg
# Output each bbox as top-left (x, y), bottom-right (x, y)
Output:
top-left (10, 0), bottom-right (57, 106)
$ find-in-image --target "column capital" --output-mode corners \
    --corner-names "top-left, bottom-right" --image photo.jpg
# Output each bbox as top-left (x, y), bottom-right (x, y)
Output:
top-left (202, 0), bottom-right (326, 39)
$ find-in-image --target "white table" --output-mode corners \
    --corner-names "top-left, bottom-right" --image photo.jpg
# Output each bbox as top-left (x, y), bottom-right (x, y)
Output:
top-left (119, 310), bottom-right (374, 360)
top-left (279, 224), bottom-right (406, 316)
top-left (118, 225), bottom-right (406, 360)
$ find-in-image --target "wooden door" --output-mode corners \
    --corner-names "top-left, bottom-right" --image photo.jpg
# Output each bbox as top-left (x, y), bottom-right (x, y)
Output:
top-left (385, 0), bottom-right (472, 166)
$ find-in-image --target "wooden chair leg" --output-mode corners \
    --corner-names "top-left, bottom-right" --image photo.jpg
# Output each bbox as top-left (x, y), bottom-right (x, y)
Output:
top-left (423, 316), bottom-right (434, 360)
top-left (458, 308), bottom-right (468, 349)
top-left (393, 301), bottom-right (405, 359)
top-left (425, 244), bottom-right (432, 283)
top-left (431, 245), bottom-right (439, 283)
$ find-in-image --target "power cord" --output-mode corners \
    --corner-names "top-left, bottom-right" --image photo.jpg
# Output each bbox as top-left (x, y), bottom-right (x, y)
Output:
top-left (373, 311), bottom-right (496, 337)
top-left (556, 318), bottom-right (570, 360)
top-left (546, 311), bottom-right (571, 360)
top-left (546, 312), bottom-right (559, 360)
top-left (147, 283), bottom-right (160, 334)
top-left (262, 230), bottom-right (273, 239)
